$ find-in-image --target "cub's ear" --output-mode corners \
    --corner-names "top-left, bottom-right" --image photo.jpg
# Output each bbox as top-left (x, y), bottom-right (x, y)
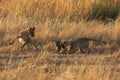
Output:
top-left (27, 26), bottom-right (35, 30)
top-left (27, 26), bottom-right (31, 30)
top-left (32, 27), bottom-right (35, 29)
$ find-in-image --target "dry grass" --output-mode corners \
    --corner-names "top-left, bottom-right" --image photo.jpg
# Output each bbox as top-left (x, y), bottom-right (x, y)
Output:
top-left (0, 52), bottom-right (119, 80)
top-left (0, 0), bottom-right (120, 80)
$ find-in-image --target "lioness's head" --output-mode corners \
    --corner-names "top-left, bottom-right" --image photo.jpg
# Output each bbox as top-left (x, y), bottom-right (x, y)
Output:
top-left (28, 27), bottom-right (35, 37)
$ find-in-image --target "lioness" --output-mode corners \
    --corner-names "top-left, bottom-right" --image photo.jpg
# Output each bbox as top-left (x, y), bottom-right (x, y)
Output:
top-left (9, 27), bottom-right (37, 50)
top-left (55, 38), bottom-right (106, 54)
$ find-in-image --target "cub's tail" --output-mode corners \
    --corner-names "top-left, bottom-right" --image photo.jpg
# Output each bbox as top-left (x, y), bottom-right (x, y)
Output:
top-left (8, 36), bottom-right (21, 45)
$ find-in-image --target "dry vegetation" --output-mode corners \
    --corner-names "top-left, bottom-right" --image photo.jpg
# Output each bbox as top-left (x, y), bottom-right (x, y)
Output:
top-left (0, 0), bottom-right (120, 80)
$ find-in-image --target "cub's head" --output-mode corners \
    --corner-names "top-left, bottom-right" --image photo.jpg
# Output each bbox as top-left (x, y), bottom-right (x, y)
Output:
top-left (28, 27), bottom-right (35, 37)
top-left (62, 41), bottom-right (71, 51)
top-left (55, 40), bottom-right (62, 49)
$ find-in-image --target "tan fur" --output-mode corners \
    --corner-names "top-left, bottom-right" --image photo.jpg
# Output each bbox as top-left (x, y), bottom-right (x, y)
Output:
top-left (9, 27), bottom-right (37, 50)
top-left (55, 38), bottom-right (106, 54)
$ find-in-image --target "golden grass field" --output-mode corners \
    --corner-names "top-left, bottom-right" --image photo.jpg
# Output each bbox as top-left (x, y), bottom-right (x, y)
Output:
top-left (0, 0), bottom-right (120, 80)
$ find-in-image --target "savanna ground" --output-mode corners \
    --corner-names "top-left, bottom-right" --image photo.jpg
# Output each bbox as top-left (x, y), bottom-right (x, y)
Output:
top-left (0, 0), bottom-right (120, 80)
